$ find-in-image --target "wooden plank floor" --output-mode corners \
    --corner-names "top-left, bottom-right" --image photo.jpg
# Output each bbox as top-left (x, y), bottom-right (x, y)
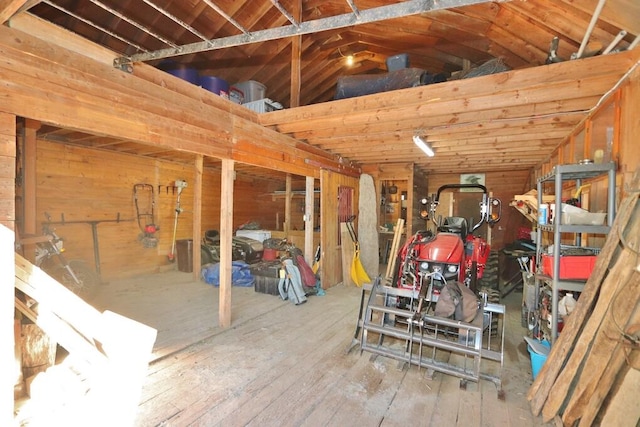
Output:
top-left (89, 271), bottom-right (552, 427)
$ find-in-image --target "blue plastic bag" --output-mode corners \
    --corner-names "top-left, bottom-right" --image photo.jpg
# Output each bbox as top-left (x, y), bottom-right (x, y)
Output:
top-left (201, 261), bottom-right (255, 287)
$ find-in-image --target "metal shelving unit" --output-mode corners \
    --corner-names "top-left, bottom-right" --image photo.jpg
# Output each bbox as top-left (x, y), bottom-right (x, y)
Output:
top-left (535, 162), bottom-right (616, 342)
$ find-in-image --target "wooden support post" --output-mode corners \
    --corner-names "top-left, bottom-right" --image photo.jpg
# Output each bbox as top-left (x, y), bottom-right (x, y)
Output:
top-left (1, 225), bottom-right (14, 427)
top-left (340, 223), bottom-right (355, 287)
top-left (0, 112), bottom-right (16, 427)
top-left (284, 174), bottom-right (292, 234)
top-left (304, 176), bottom-right (314, 265)
top-left (22, 119), bottom-right (39, 237)
top-left (192, 155), bottom-right (203, 280)
top-left (289, 0), bottom-right (301, 108)
top-left (219, 159), bottom-right (234, 328)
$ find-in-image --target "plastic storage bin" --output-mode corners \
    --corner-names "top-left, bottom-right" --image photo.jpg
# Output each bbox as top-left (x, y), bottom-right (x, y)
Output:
top-left (233, 80), bottom-right (266, 102)
top-left (386, 53), bottom-right (409, 71)
top-left (249, 261), bottom-right (282, 295)
top-left (236, 229), bottom-right (271, 243)
top-left (242, 99), bottom-right (282, 113)
top-left (176, 239), bottom-right (193, 273)
top-left (561, 203), bottom-right (606, 225)
top-left (541, 254), bottom-right (597, 279)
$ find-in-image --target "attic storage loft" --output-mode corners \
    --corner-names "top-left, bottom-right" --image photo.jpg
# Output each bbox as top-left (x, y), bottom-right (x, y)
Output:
top-left (2, 1), bottom-right (640, 426)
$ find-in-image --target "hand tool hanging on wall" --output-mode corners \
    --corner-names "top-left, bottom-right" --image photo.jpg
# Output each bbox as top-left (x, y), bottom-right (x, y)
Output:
top-left (167, 179), bottom-right (187, 262)
top-left (133, 184), bottom-right (158, 248)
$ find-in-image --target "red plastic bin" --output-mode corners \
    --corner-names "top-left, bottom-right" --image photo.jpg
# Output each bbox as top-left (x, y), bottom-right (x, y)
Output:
top-left (541, 254), bottom-right (596, 280)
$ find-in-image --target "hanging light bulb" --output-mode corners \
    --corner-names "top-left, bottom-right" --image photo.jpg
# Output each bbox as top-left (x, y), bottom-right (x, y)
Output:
top-left (346, 55), bottom-right (354, 66)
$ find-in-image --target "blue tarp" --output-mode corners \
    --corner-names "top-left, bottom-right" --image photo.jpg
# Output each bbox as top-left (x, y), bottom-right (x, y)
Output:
top-left (201, 261), bottom-right (255, 287)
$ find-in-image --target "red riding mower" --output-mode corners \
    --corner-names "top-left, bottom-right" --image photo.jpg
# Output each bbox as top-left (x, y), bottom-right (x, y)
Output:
top-left (393, 184), bottom-right (501, 302)
top-left (349, 184), bottom-right (506, 397)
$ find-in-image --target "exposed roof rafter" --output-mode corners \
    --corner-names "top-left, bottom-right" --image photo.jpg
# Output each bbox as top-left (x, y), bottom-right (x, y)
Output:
top-left (113, 0), bottom-right (501, 67)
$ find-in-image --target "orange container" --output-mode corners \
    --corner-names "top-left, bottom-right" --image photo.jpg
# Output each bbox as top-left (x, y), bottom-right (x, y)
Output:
top-left (262, 248), bottom-right (278, 261)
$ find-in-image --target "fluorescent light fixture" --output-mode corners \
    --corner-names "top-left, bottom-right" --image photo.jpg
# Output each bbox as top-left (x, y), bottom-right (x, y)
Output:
top-left (413, 135), bottom-right (434, 157)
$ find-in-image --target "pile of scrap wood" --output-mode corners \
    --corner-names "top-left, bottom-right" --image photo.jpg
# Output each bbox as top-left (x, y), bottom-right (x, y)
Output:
top-left (14, 253), bottom-right (157, 426)
top-left (527, 171), bottom-right (640, 426)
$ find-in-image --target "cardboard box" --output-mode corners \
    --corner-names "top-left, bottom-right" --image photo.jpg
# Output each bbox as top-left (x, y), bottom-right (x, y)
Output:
top-left (541, 254), bottom-right (596, 279)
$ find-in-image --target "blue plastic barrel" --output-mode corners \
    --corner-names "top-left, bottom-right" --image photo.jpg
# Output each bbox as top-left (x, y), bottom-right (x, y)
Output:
top-left (199, 76), bottom-right (230, 96)
top-left (158, 60), bottom-right (199, 84)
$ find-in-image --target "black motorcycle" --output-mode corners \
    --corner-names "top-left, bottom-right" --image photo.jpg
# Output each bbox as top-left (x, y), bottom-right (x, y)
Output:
top-left (17, 215), bottom-right (100, 298)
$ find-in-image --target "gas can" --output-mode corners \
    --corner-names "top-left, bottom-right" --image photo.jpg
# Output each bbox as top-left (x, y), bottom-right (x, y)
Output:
top-left (538, 204), bottom-right (548, 225)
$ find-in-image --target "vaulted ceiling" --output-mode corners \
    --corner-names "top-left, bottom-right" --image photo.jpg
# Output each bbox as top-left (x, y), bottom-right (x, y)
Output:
top-left (5, 0), bottom-right (640, 178)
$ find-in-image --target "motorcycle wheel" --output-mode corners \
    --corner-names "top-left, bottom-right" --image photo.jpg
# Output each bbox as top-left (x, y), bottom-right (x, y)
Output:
top-left (50, 260), bottom-right (100, 299)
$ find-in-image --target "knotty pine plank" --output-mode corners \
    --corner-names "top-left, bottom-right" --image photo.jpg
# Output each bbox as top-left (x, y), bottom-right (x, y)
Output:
top-left (316, 357), bottom-right (409, 427)
top-left (0, 24), bottom-right (345, 176)
top-left (140, 288), bottom-right (357, 426)
top-left (379, 364), bottom-right (444, 426)
top-left (261, 48), bottom-right (640, 129)
top-left (70, 270), bottom-right (553, 426)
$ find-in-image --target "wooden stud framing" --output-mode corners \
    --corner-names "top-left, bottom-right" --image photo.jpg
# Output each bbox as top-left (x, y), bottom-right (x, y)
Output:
top-left (305, 176), bottom-right (314, 265)
top-left (219, 159), bottom-right (234, 328)
top-left (193, 154), bottom-right (203, 280)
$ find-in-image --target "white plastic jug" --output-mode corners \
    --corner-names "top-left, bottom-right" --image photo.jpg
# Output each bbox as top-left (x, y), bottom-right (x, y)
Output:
top-left (560, 293), bottom-right (577, 317)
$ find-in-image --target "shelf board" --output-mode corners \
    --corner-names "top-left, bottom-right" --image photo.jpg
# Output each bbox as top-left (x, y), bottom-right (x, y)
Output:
top-left (536, 274), bottom-right (586, 292)
top-left (538, 162), bottom-right (616, 183)
top-left (538, 224), bottom-right (610, 234)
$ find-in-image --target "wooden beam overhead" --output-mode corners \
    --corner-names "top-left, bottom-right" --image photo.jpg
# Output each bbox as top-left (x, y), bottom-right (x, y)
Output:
top-left (114, 0), bottom-right (500, 66)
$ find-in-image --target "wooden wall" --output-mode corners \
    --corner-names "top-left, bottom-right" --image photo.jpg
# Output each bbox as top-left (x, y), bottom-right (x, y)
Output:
top-left (31, 140), bottom-right (285, 281)
top-left (0, 113), bottom-right (15, 230)
top-left (320, 169), bottom-right (360, 289)
top-left (0, 113), bottom-right (15, 427)
top-left (362, 162), bottom-right (419, 236)
top-left (524, 64), bottom-right (639, 249)
top-left (619, 65), bottom-right (640, 190)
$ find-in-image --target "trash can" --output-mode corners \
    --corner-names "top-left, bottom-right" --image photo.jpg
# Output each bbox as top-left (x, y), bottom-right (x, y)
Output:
top-left (176, 239), bottom-right (193, 273)
top-left (527, 339), bottom-right (551, 380)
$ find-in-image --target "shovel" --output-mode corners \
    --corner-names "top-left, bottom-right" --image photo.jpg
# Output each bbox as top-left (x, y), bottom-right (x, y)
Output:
top-left (346, 218), bottom-right (370, 287)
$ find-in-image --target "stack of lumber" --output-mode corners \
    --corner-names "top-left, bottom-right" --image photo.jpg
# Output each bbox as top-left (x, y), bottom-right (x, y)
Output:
top-left (14, 253), bottom-right (157, 426)
top-left (527, 171), bottom-right (640, 426)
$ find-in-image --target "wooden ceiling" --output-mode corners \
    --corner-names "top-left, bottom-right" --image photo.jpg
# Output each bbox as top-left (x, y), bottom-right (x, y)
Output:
top-left (7, 0), bottom-right (640, 179)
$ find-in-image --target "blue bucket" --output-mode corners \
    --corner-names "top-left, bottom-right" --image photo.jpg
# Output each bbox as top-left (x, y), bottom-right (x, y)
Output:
top-left (528, 340), bottom-right (551, 380)
top-left (199, 76), bottom-right (230, 97)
